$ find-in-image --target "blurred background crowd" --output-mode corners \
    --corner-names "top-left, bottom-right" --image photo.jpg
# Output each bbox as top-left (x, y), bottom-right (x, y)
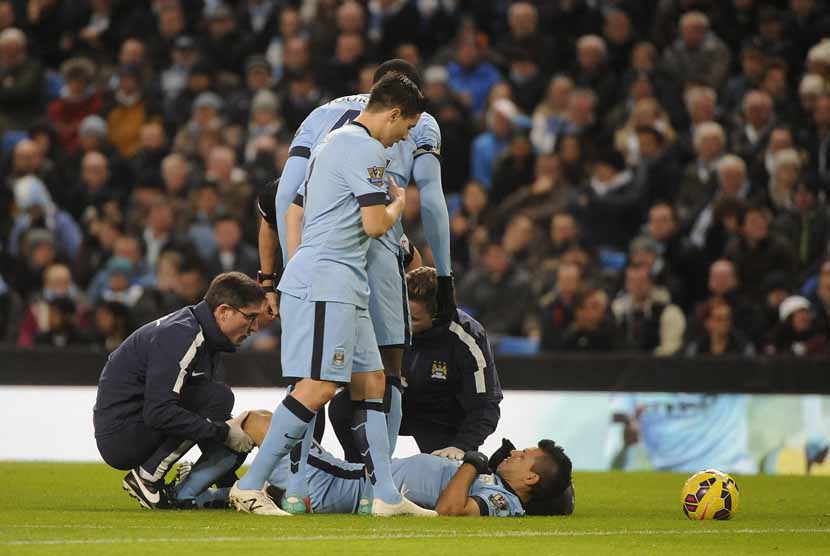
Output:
top-left (0, 0), bottom-right (829, 357)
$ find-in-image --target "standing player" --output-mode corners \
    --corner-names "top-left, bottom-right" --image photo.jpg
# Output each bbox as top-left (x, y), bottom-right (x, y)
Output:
top-left (274, 59), bottom-right (454, 512)
top-left (230, 74), bottom-right (435, 516)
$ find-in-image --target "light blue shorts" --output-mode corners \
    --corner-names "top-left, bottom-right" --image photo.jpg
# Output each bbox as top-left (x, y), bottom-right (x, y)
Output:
top-left (367, 241), bottom-right (410, 347)
top-left (279, 293), bottom-right (383, 383)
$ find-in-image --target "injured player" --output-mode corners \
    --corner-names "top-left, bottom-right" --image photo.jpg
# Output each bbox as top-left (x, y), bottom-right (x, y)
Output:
top-left (239, 410), bottom-right (574, 517)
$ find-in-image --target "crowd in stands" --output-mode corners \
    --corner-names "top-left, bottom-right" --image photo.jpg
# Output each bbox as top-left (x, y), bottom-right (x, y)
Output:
top-left (0, 0), bottom-right (828, 357)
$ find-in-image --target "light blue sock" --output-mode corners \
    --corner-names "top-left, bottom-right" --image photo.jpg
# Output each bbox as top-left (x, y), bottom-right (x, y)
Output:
top-left (175, 446), bottom-right (242, 501)
top-left (193, 487), bottom-right (230, 508)
top-left (238, 396), bottom-right (313, 490)
top-left (352, 399), bottom-right (400, 505)
top-left (285, 413), bottom-right (316, 497)
top-left (386, 378), bottom-right (403, 456)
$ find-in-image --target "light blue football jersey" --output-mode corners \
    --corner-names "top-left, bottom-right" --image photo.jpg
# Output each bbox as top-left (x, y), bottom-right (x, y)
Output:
top-left (611, 393), bottom-right (756, 473)
top-left (390, 454), bottom-right (525, 517)
top-left (287, 94), bottom-right (441, 254)
top-left (278, 123), bottom-right (389, 309)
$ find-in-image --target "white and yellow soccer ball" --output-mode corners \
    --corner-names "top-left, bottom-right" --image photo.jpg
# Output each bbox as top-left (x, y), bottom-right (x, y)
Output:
top-left (680, 469), bottom-right (740, 520)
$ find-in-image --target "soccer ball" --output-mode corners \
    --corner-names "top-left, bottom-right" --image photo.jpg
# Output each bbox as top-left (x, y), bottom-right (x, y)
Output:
top-left (680, 469), bottom-right (740, 520)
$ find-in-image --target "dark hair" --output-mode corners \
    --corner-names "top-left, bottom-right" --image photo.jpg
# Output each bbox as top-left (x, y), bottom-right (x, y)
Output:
top-left (204, 271), bottom-right (265, 311)
top-left (373, 58), bottom-right (422, 89)
top-left (366, 73), bottom-right (426, 118)
top-left (406, 266), bottom-right (437, 315)
top-left (526, 439), bottom-right (573, 515)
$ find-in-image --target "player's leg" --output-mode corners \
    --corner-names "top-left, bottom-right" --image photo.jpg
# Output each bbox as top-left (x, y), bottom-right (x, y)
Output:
top-left (231, 296), bottom-right (350, 515)
top-left (282, 383), bottom-right (319, 514)
top-left (367, 244), bottom-right (410, 454)
top-left (350, 309), bottom-right (436, 517)
top-left (328, 387), bottom-right (363, 462)
top-left (174, 381), bottom-right (245, 507)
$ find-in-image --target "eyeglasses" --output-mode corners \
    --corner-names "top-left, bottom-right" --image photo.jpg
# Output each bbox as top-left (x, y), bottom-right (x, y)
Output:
top-left (230, 306), bottom-right (260, 329)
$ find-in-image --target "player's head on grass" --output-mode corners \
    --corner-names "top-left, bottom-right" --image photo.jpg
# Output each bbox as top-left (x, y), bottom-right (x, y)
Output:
top-left (204, 271), bottom-right (268, 346)
top-left (406, 266), bottom-right (437, 334)
top-left (359, 73), bottom-right (426, 147)
top-left (496, 440), bottom-right (573, 515)
top-left (373, 58), bottom-right (422, 89)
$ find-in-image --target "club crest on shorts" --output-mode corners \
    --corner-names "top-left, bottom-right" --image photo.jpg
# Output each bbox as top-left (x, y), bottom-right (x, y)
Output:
top-left (430, 360), bottom-right (448, 380)
top-left (489, 493), bottom-right (508, 511)
top-left (367, 165), bottom-right (385, 187)
top-left (332, 348), bottom-right (346, 368)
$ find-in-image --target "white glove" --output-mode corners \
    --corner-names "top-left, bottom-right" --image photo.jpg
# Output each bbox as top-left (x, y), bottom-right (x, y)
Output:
top-left (224, 411), bottom-right (254, 453)
top-left (431, 446), bottom-right (465, 460)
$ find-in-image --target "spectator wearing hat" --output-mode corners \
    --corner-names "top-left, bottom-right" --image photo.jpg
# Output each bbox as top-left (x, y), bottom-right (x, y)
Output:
top-left (0, 28), bottom-right (44, 135)
top-left (172, 90), bottom-right (225, 159)
top-left (47, 57), bottom-right (103, 153)
top-left (200, 3), bottom-right (252, 83)
top-left (683, 297), bottom-right (755, 357)
top-left (724, 203), bottom-right (798, 305)
top-left (8, 175), bottom-right (82, 262)
top-left (102, 64), bottom-right (159, 158)
top-left (772, 178), bottom-right (830, 279)
top-left (765, 295), bottom-right (829, 355)
top-left (569, 147), bottom-right (640, 251)
top-left (157, 35), bottom-right (200, 105)
top-left (226, 55), bottom-right (274, 126)
top-left (471, 99), bottom-right (523, 189)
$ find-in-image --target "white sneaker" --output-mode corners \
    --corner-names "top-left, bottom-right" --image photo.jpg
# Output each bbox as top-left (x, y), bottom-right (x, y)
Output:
top-left (371, 495), bottom-right (438, 517)
top-left (229, 482), bottom-right (292, 516)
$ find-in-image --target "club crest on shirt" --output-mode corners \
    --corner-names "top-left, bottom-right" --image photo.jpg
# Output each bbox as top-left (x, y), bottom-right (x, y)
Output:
top-left (367, 166), bottom-right (385, 187)
top-left (489, 493), bottom-right (509, 511)
top-left (332, 348), bottom-right (346, 368)
top-left (430, 360), bottom-right (448, 380)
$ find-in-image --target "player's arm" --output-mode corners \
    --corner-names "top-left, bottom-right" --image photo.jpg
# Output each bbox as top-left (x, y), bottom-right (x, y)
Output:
top-left (435, 452), bottom-right (490, 516)
top-left (412, 119), bottom-right (456, 324)
top-left (257, 218), bottom-right (280, 316)
top-left (360, 176), bottom-right (405, 238)
top-left (285, 198), bottom-right (304, 261)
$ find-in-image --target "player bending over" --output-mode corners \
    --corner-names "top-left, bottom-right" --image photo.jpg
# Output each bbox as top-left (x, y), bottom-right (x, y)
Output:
top-left (241, 410), bottom-right (574, 517)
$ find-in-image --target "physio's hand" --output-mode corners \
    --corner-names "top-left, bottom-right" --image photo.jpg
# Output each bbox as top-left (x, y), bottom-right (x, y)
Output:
top-left (462, 450), bottom-right (490, 474)
top-left (225, 411), bottom-right (255, 453)
top-left (431, 446), bottom-right (464, 460)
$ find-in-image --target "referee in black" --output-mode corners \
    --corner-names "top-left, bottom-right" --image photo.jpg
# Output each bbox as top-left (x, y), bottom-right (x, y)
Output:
top-left (331, 266), bottom-right (502, 460)
top-left (93, 272), bottom-right (267, 509)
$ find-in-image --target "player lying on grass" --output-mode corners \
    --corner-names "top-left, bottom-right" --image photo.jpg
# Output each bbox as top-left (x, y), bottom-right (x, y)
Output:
top-left (237, 410), bottom-right (574, 517)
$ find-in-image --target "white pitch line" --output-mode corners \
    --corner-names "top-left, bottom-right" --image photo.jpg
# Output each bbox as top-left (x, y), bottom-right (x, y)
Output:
top-left (2, 528), bottom-right (830, 546)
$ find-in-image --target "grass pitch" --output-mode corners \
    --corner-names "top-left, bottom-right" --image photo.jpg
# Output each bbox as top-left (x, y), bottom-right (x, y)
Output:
top-left (1, 463), bottom-right (829, 555)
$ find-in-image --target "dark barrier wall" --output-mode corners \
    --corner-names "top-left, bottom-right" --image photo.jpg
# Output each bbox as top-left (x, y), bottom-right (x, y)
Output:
top-left (1, 348), bottom-right (828, 393)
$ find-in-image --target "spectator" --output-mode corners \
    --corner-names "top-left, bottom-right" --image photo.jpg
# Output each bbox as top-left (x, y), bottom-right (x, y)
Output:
top-left (530, 75), bottom-right (574, 154)
top-left (766, 147), bottom-right (803, 212)
top-left (470, 99), bottom-right (520, 190)
top-left (614, 98), bottom-right (676, 166)
top-left (157, 35), bottom-right (200, 110)
top-left (8, 175), bottom-right (82, 261)
top-left (199, 3), bottom-right (251, 82)
top-left (458, 242), bottom-right (532, 337)
top-left (721, 43), bottom-right (767, 116)
top-left (532, 88), bottom-right (597, 155)
top-left (206, 214), bottom-right (258, 280)
top-left (491, 130), bottom-right (535, 205)
top-left (632, 125), bottom-right (681, 209)
top-left (92, 300), bottom-right (130, 352)
top-left (497, 154), bottom-right (570, 226)
top-left (684, 298), bottom-right (755, 356)
top-left (698, 258), bottom-right (763, 343)
top-left (131, 122), bottom-right (170, 192)
top-left (47, 57), bottom-right (103, 153)
top-left (236, 0), bottom-right (281, 55)
top-left (571, 34), bottom-right (617, 116)
top-left (611, 264), bottom-right (686, 356)
top-left (765, 295), bottom-right (829, 355)
top-left (537, 262), bottom-right (582, 350)
top-left (773, 179), bottom-right (830, 279)
top-left (561, 286), bottom-right (617, 352)
top-left (723, 204), bottom-right (798, 304)
top-left (142, 199), bottom-right (177, 270)
top-left (226, 55), bottom-right (275, 126)
top-left (493, 2), bottom-right (557, 76)
top-left (749, 125), bottom-right (795, 193)
top-left (0, 28), bottom-right (43, 135)
top-left (33, 296), bottom-right (90, 348)
top-left (731, 90), bottom-right (776, 164)
top-left (102, 65), bottom-right (158, 158)
top-left (450, 181), bottom-right (493, 271)
top-left (447, 34), bottom-right (502, 116)
top-left (366, 0), bottom-right (421, 58)
top-left (0, 272), bottom-right (22, 343)
top-left (659, 11), bottom-right (731, 91)
top-left (803, 93), bottom-right (830, 194)
top-left (16, 262), bottom-right (85, 347)
top-left (66, 151), bottom-right (121, 222)
top-left (809, 260), bottom-right (830, 340)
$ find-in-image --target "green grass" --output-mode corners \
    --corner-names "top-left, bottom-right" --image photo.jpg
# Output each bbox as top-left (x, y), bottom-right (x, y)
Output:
top-left (1, 463), bottom-right (829, 555)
